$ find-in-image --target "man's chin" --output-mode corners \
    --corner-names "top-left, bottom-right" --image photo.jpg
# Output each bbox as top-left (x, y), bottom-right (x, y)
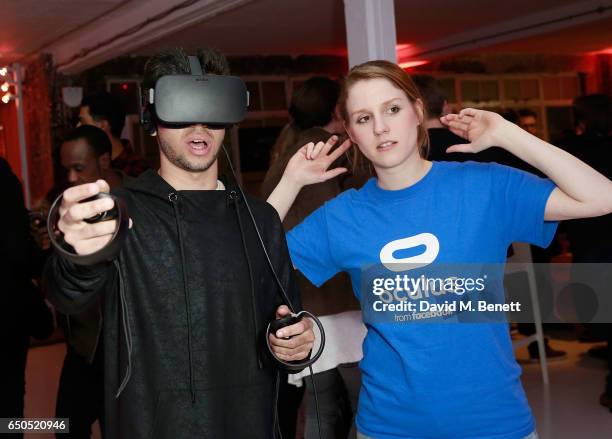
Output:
top-left (159, 139), bottom-right (222, 173)
top-left (180, 155), bottom-right (218, 173)
top-left (161, 147), bottom-right (219, 173)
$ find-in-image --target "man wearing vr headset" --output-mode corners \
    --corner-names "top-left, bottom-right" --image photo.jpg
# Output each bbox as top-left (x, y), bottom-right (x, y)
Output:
top-left (45, 47), bottom-right (314, 439)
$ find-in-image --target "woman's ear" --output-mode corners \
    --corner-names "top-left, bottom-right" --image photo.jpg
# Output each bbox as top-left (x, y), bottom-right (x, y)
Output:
top-left (415, 98), bottom-right (425, 126)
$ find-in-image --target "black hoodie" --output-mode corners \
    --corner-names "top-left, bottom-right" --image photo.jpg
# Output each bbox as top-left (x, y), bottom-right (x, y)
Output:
top-left (45, 170), bottom-right (301, 439)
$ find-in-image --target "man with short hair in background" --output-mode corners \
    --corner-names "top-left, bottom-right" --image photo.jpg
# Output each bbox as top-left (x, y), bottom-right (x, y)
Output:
top-left (79, 92), bottom-right (148, 177)
top-left (518, 108), bottom-right (539, 137)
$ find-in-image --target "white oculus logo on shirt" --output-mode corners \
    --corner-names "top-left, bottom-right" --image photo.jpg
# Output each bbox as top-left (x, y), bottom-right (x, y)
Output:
top-left (379, 233), bottom-right (440, 272)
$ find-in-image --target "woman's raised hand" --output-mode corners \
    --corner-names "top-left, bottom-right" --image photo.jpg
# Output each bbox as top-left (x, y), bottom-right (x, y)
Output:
top-left (283, 135), bottom-right (352, 187)
top-left (440, 108), bottom-right (509, 154)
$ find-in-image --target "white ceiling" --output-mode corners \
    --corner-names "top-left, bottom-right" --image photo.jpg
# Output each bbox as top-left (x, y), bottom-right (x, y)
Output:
top-left (0, 0), bottom-right (611, 70)
top-left (134, 0), bottom-right (612, 57)
top-left (479, 14), bottom-right (612, 55)
top-left (0, 0), bottom-right (131, 63)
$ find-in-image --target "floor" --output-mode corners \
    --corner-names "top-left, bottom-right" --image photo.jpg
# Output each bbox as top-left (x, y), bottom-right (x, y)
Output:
top-left (24, 342), bottom-right (101, 439)
top-left (515, 336), bottom-right (612, 439)
top-left (22, 334), bottom-right (611, 439)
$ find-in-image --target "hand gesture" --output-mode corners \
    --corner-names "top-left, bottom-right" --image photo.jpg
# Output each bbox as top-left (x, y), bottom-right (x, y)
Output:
top-left (440, 108), bottom-right (508, 154)
top-left (283, 135), bottom-right (352, 187)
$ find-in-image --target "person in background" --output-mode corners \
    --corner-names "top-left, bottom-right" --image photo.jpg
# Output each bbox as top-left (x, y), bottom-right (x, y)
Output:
top-left (53, 125), bottom-right (124, 438)
top-left (518, 108), bottom-right (539, 137)
top-left (61, 125), bottom-right (124, 189)
top-left (561, 94), bottom-right (612, 411)
top-left (78, 92), bottom-right (148, 177)
top-left (0, 158), bottom-right (54, 439)
top-left (413, 74), bottom-right (517, 166)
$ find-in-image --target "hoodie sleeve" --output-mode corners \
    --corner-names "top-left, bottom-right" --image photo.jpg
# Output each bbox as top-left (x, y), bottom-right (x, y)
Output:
top-left (44, 253), bottom-right (115, 315)
top-left (266, 204), bottom-right (302, 313)
top-left (259, 203), bottom-right (309, 373)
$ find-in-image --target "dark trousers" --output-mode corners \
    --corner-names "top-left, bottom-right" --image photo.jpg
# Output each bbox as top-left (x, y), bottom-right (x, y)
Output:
top-left (55, 346), bottom-right (104, 439)
top-left (0, 337), bottom-right (29, 439)
top-left (304, 364), bottom-right (361, 439)
top-left (607, 325), bottom-right (612, 395)
top-left (277, 371), bottom-right (306, 439)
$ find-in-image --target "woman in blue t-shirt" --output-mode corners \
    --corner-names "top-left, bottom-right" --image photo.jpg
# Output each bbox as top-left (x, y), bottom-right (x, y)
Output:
top-left (267, 60), bottom-right (612, 439)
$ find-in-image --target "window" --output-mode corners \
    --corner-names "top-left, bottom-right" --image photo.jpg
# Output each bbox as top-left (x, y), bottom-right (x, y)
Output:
top-left (460, 80), bottom-right (499, 103)
top-left (433, 73), bottom-right (580, 142)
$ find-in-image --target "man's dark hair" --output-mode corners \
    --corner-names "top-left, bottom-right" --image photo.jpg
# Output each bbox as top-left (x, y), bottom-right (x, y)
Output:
top-left (412, 74), bottom-right (446, 119)
top-left (81, 92), bottom-right (126, 139)
top-left (518, 108), bottom-right (537, 119)
top-left (143, 47), bottom-right (230, 92)
top-left (289, 76), bottom-right (340, 130)
top-left (64, 125), bottom-right (112, 158)
top-left (573, 94), bottom-right (611, 135)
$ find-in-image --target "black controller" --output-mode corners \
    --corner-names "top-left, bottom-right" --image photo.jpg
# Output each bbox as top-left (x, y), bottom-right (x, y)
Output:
top-left (266, 310), bottom-right (325, 372)
top-left (269, 314), bottom-right (303, 340)
top-left (82, 193), bottom-right (119, 224)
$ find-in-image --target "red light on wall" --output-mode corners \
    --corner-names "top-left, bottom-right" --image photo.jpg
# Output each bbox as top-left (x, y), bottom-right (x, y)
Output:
top-left (396, 43), bottom-right (416, 60)
top-left (121, 83), bottom-right (129, 91)
top-left (399, 60), bottom-right (429, 69)
top-left (591, 47), bottom-right (612, 55)
top-left (396, 43), bottom-right (413, 51)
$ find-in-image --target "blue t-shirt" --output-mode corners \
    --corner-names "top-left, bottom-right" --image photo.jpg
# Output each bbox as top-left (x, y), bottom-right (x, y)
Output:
top-left (287, 161), bottom-right (558, 439)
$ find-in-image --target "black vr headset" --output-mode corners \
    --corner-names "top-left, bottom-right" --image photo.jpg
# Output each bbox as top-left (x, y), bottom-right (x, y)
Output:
top-left (140, 55), bottom-right (249, 134)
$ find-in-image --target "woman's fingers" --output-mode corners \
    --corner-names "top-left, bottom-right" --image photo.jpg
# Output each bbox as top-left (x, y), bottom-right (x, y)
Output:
top-left (442, 112), bottom-right (474, 124)
top-left (322, 167), bottom-right (348, 181)
top-left (307, 135), bottom-right (351, 164)
top-left (459, 107), bottom-right (479, 118)
top-left (327, 138), bottom-right (352, 163)
top-left (311, 140), bottom-right (326, 159)
top-left (320, 135), bottom-right (339, 156)
top-left (444, 119), bottom-right (471, 139)
top-left (446, 143), bottom-right (474, 154)
top-left (308, 135), bottom-right (339, 160)
top-left (305, 142), bottom-right (315, 160)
